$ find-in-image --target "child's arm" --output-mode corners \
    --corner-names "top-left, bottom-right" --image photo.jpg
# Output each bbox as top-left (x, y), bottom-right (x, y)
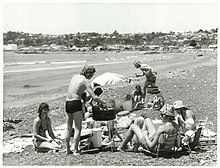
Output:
top-left (47, 118), bottom-right (62, 144)
top-left (47, 118), bottom-right (56, 139)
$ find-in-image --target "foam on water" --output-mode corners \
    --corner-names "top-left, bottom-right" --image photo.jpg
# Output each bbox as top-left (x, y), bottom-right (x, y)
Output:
top-left (4, 60), bottom-right (86, 66)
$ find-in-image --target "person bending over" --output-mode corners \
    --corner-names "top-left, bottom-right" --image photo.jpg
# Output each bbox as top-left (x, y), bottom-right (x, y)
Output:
top-left (65, 65), bottom-right (106, 155)
top-left (133, 60), bottom-right (157, 102)
top-left (33, 103), bottom-right (62, 152)
top-left (117, 104), bottom-right (179, 152)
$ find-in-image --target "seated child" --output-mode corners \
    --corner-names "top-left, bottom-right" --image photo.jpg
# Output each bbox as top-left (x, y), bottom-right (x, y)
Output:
top-left (147, 90), bottom-right (165, 110)
top-left (132, 85), bottom-right (143, 103)
top-left (32, 103), bottom-right (62, 152)
top-left (121, 94), bottom-right (144, 112)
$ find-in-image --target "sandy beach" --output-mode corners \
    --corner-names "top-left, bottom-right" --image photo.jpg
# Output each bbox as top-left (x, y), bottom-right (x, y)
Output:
top-left (3, 51), bottom-right (217, 166)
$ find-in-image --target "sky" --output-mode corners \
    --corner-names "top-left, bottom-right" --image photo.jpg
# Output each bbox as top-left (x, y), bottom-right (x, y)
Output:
top-left (2, 1), bottom-right (219, 35)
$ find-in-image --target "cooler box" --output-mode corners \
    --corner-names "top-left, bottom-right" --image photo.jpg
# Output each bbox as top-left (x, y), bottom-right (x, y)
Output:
top-left (147, 86), bottom-right (158, 94)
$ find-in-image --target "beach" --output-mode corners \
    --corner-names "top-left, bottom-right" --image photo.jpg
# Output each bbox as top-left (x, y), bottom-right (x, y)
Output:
top-left (3, 51), bottom-right (217, 166)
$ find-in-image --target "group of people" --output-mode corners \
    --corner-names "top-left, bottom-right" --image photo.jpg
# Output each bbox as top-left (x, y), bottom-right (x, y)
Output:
top-left (33, 65), bottom-right (106, 155)
top-left (117, 60), bottom-right (196, 153)
top-left (117, 100), bottom-right (196, 153)
top-left (32, 61), bottom-right (196, 155)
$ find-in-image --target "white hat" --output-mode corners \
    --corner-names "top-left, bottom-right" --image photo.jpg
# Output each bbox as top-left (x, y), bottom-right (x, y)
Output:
top-left (173, 100), bottom-right (185, 109)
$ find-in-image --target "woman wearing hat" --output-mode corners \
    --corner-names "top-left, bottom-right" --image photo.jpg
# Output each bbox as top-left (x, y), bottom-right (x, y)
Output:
top-left (173, 100), bottom-right (196, 134)
top-left (65, 65), bottom-right (106, 155)
top-left (118, 104), bottom-right (179, 152)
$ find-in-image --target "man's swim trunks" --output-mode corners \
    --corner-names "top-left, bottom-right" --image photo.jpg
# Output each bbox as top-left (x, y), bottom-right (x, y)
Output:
top-left (66, 100), bottom-right (82, 113)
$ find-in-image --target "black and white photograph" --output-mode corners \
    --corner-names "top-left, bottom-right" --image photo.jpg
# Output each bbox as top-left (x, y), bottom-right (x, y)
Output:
top-left (2, 0), bottom-right (218, 166)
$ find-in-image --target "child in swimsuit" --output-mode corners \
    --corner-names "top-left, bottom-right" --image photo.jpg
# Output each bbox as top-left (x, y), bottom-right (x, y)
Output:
top-left (33, 103), bottom-right (62, 152)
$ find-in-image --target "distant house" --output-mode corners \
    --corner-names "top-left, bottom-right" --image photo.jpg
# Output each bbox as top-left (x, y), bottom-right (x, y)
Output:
top-left (168, 45), bottom-right (179, 51)
top-left (209, 44), bottom-right (217, 50)
top-left (147, 45), bottom-right (160, 51)
top-left (4, 44), bottom-right (17, 51)
top-left (81, 47), bottom-right (90, 51)
top-left (69, 46), bottom-right (77, 51)
top-left (107, 45), bottom-right (120, 50)
top-left (94, 46), bottom-right (105, 51)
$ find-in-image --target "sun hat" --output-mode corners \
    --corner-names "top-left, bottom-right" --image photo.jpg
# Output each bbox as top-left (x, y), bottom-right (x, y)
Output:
top-left (173, 100), bottom-right (185, 109)
top-left (160, 104), bottom-right (175, 117)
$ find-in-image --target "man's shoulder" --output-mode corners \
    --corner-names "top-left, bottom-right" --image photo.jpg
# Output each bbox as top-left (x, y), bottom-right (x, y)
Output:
top-left (73, 74), bottom-right (85, 79)
top-left (73, 75), bottom-right (88, 83)
top-left (140, 64), bottom-right (150, 70)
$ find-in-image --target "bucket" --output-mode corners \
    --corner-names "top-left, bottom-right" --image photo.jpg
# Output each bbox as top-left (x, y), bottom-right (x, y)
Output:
top-left (91, 128), bottom-right (102, 148)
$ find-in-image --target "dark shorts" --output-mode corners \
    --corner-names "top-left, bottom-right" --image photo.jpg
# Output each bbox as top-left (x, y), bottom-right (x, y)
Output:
top-left (65, 100), bottom-right (82, 113)
top-left (145, 77), bottom-right (156, 86)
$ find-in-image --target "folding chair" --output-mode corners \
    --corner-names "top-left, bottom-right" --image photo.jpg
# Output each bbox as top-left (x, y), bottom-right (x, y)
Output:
top-left (181, 127), bottom-right (202, 153)
top-left (141, 132), bottom-right (181, 158)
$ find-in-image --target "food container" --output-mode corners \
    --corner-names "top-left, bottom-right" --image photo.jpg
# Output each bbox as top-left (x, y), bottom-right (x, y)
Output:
top-left (91, 128), bottom-right (102, 148)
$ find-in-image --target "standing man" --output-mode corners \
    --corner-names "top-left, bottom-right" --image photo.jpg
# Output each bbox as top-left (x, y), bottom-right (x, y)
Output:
top-left (133, 60), bottom-right (157, 102)
top-left (65, 65), bottom-right (106, 155)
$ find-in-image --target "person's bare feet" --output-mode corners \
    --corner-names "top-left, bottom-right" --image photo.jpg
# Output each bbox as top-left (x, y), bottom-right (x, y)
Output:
top-left (117, 145), bottom-right (126, 152)
top-left (66, 150), bottom-right (73, 154)
top-left (73, 151), bottom-right (81, 156)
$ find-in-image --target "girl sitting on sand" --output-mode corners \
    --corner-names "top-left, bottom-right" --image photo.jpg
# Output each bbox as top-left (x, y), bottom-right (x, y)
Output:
top-left (32, 102), bottom-right (62, 152)
top-left (132, 85), bottom-right (143, 103)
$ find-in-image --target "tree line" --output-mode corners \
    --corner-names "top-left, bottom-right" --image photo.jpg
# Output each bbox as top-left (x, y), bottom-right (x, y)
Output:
top-left (3, 28), bottom-right (218, 48)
